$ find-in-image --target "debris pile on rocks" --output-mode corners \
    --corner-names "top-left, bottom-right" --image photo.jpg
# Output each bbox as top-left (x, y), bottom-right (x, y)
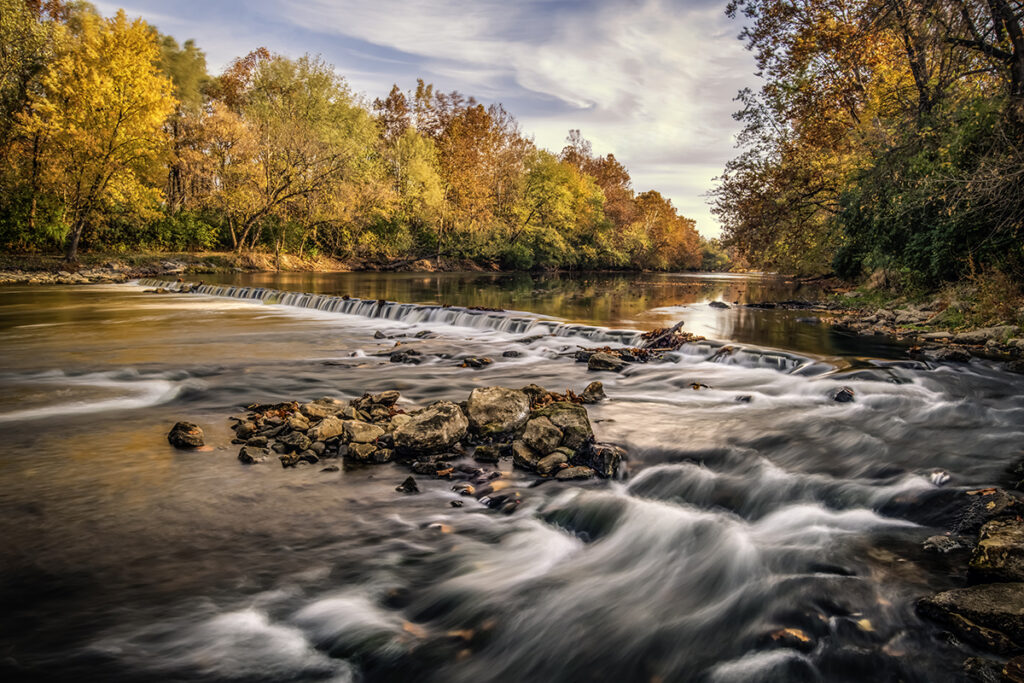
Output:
top-left (574, 321), bottom-right (706, 372)
top-left (225, 383), bottom-right (623, 508)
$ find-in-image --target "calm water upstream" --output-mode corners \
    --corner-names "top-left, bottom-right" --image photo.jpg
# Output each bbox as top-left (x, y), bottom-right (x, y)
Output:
top-left (1, 271), bottom-right (1022, 682)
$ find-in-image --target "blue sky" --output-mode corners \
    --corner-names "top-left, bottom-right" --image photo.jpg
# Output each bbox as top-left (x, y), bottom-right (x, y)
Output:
top-left (95, 0), bottom-right (758, 236)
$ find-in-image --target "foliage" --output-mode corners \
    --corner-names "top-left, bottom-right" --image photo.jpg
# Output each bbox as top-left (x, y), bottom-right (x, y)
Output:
top-left (714, 0), bottom-right (1024, 285)
top-left (0, 3), bottom-right (707, 270)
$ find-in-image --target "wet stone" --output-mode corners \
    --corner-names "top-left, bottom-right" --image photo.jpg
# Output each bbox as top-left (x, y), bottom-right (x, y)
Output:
top-left (396, 476), bottom-right (419, 494)
top-left (588, 352), bottom-right (627, 373)
top-left (556, 466), bottom-right (596, 481)
top-left (917, 583), bottom-right (1024, 654)
top-left (167, 421), bottom-right (205, 449)
top-left (238, 446), bottom-right (270, 464)
top-left (970, 519), bottom-right (1024, 583)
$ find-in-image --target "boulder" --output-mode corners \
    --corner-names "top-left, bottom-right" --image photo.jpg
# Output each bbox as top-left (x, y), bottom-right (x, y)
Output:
top-left (473, 444), bottom-right (506, 463)
top-left (308, 416), bottom-right (346, 441)
top-left (953, 488), bottom-right (1020, 536)
top-left (277, 431), bottom-right (312, 453)
top-left (348, 442), bottom-right (378, 460)
top-left (466, 386), bottom-right (531, 435)
top-left (588, 352), bottom-right (627, 373)
top-left (388, 413), bottom-right (413, 432)
top-left (393, 401), bottom-right (469, 454)
top-left (512, 440), bottom-right (540, 470)
top-left (372, 390), bottom-right (401, 406)
top-left (168, 422), bottom-right (205, 449)
top-left (536, 451), bottom-right (569, 476)
top-left (556, 466), bottom-right (596, 481)
top-left (238, 446), bottom-right (270, 464)
top-left (345, 420), bottom-right (385, 444)
top-left (299, 398), bottom-right (345, 419)
top-left (970, 519), bottom-right (1024, 583)
top-left (245, 435), bottom-right (268, 448)
top-left (532, 402), bottom-right (593, 450)
top-left (917, 583), bottom-right (1024, 654)
top-left (287, 415), bottom-right (310, 432)
top-left (954, 326), bottom-right (1018, 345)
top-left (578, 443), bottom-right (626, 478)
top-left (522, 417), bottom-right (563, 455)
top-left (708, 301), bottom-right (730, 309)
top-left (581, 381), bottom-right (607, 404)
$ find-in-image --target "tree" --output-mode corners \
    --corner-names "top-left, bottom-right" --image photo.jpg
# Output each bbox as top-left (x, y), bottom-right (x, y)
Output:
top-left (21, 9), bottom-right (176, 260)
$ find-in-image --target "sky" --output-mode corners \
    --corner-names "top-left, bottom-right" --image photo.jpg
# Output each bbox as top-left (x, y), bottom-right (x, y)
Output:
top-left (95, 0), bottom-right (759, 237)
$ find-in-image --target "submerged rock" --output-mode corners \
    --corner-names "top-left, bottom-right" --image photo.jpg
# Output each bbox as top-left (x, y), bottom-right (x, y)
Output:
top-left (917, 583), bottom-right (1024, 654)
top-left (237, 446), bottom-right (270, 464)
top-left (832, 386), bottom-right (855, 403)
top-left (466, 386), bottom-right (531, 435)
top-left (167, 421), bottom-right (205, 449)
top-left (396, 476), bottom-right (419, 494)
top-left (393, 401), bottom-right (468, 454)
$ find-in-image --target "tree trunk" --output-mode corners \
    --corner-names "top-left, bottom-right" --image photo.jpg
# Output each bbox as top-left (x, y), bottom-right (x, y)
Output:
top-left (64, 222), bottom-right (83, 262)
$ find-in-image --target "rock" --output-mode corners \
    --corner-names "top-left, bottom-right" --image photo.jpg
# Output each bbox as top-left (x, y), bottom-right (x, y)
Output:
top-left (305, 419), bottom-right (346, 446)
top-left (521, 416), bottom-right (563, 455)
top-left (390, 351), bottom-right (422, 364)
top-left (928, 347), bottom-right (973, 363)
top-left (372, 390), bottom-right (401, 406)
top-left (588, 352), bottom-right (627, 373)
top-left (279, 453), bottom-right (300, 468)
top-left (320, 465), bottom-right (340, 472)
top-left (411, 460), bottom-right (450, 475)
top-left (536, 452), bottom-right (569, 476)
top-left (833, 386), bottom-right (855, 402)
top-left (299, 398), bottom-right (345, 419)
top-left (502, 350), bottom-right (522, 357)
top-left (450, 500), bottom-right (464, 508)
top-left (271, 441), bottom-right (289, 454)
top-left (238, 446), bottom-right (270, 464)
top-left (923, 534), bottom-right (969, 553)
top-left (372, 448), bottom-right (394, 463)
top-left (581, 381), bottom-right (606, 404)
top-left (298, 450), bottom-right (319, 464)
top-left (345, 420), bottom-right (385, 444)
top-left (472, 444), bottom-right (506, 463)
top-left (374, 330), bottom-right (386, 339)
top-left (388, 413), bottom-right (413, 432)
top-left (466, 387), bottom-right (531, 435)
top-left (970, 519), bottom-right (1024, 583)
top-left (168, 421), bottom-right (205, 449)
top-left (287, 415), bottom-right (310, 432)
top-left (277, 431), bottom-right (312, 453)
top-left (393, 401), bottom-right (469, 454)
top-left (245, 435), bottom-right (268, 447)
top-left (955, 326), bottom-right (1018, 345)
top-left (579, 443), bottom-right (626, 478)
top-left (532, 402), bottom-right (593, 450)
top-left (310, 441), bottom-right (326, 456)
top-left (461, 356), bottom-right (493, 368)
top-left (917, 583), bottom-right (1024, 654)
top-left (396, 476), bottom-right (419, 494)
top-left (234, 420), bottom-right (257, 438)
top-left (1006, 656), bottom-right (1024, 683)
top-left (920, 331), bottom-right (953, 340)
top-left (556, 466), bottom-right (596, 480)
top-left (953, 488), bottom-right (1020, 536)
top-left (708, 301), bottom-right (730, 309)
top-left (735, 395), bottom-right (753, 403)
top-left (453, 483), bottom-right (475, 496)
top-left (512, 440), bottom-right (540, 470)
top-left (348, 442), bottom-right (377, 460)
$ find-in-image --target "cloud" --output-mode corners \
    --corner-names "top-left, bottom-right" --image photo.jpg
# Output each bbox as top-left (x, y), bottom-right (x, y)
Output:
top-left (98, 0), bottom-right (758, 236)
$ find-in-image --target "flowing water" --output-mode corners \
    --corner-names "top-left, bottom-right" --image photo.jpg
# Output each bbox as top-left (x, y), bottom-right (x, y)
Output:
top-left (1, 271), bottom-right (1022, 682)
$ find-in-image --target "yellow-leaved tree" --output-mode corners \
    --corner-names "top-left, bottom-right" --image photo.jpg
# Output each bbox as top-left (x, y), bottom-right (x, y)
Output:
top-left (22, 9), bottom-right (176, 260)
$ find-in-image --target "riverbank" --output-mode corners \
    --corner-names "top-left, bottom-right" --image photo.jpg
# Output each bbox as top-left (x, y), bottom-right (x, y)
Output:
top-left (0, 251), bottom-right (504, 285)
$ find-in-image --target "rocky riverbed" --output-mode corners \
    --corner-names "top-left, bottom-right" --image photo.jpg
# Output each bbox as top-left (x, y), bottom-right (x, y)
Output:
top-left (171, 382), bottom-right (624, 514)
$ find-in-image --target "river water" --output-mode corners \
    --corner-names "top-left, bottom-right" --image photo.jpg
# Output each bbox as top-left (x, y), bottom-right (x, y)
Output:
top-left (1, 271), bottom-right (1022, 682)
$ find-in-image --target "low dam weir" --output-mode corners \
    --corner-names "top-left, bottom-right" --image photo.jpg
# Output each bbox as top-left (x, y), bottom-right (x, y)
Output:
top-left (136, 278), bottom-right (828, 375)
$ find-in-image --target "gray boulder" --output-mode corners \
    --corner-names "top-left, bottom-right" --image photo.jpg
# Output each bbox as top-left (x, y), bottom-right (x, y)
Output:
top-left (512, 440), bottom-right (540, 470)
top-left (345, 420), bottom-right (385, 444)
top-left (522, 416), bottom-right (562, 455)
top-left (393, 401), bottom-right (469, 454)
top-left (536, 451), bottom-right (569, 476)
top-left (532, 401), bottom-right (593, 450)
top-left (588, 352), bottom-right (627, 372)
top-left (238, 446), bottom-right (270, 464)
top-left (954, 326), bottom-right (1018, 345)
top-left (466, 386), bottom-right (531, 435)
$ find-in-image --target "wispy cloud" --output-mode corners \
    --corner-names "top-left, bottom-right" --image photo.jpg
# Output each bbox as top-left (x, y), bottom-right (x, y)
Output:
top-left (100, 0), bottom-right (758, 235)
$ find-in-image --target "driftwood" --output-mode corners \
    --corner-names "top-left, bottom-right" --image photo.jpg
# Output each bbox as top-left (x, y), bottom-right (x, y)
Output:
top-left (639, 321), bottom-right (685, 349)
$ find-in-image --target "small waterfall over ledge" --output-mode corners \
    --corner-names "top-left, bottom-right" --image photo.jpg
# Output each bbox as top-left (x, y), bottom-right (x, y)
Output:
top-left (135, 278), bottom-right (829, 375)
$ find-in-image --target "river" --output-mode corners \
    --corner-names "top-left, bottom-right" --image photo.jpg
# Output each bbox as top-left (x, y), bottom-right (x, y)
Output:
top-left (1, 271), bottom-right (1021, 682)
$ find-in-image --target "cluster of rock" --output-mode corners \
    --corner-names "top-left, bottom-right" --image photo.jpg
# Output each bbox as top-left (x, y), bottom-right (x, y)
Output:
top-left (224, 382), bottom-right (623, 491)
top-left (575, 322), bottom-right (707, 373)
top-left (918, 487), bottom-right (1024, 677)
top-left (831, 303), bottom-right (1024, 368)
top-left (0, 266), bottom-right (130, 285)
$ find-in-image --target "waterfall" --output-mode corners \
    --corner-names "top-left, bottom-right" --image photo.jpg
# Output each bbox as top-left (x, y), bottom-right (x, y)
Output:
top-left (135, 279), bottom-right (825, 374)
